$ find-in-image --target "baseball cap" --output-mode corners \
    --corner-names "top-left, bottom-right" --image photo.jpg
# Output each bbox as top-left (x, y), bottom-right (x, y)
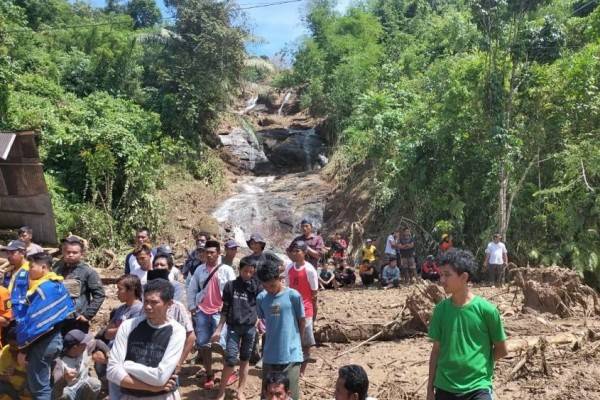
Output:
top-left (0, 240), bottom-right (26, 251)
top-left (224, 240), bottom-right (238, 249)
top-left (156, 244), bottom-right (174, 256)
top-left (366, 238), bottom-right (373, 243)
top-left (63, 329), bottom-right (93, 348)
top-left (247, 233), bottom-right (266, 244)
top-left (300, 219), bottom-right (312, 226)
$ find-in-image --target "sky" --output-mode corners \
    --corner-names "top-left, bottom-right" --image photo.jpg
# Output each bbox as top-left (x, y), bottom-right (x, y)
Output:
top-left (86, 0), bottom-right (352, 57)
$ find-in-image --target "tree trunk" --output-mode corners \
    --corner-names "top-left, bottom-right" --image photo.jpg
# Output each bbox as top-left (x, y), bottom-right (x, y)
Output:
top-left (499, 161), bottom-right (509, 238)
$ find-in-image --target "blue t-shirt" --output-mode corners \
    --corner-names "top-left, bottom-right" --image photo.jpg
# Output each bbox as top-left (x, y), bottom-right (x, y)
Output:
top-left (257, 287), bottom-right (305, 364)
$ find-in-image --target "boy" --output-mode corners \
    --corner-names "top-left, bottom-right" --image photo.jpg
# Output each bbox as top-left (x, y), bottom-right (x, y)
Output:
top-left (358, 259), bottom-right (376, 287)
top-left (17, 252), bottom-right (75, 400)
top-left (427, 249), bottom-right (508, 400)
top-left (381, 259), bottom-right (400, 288)
top-left (212, 258), bottom-right (262, 400)
top-left (52, 329), bottom-right (108, 400)
top-left (318, 264), bottom-right (336, 290)
top-left (0, 324), bottom-right (28, 399)
top-left (257, 261), bottom-right (305, 400)
top-left (107, 279), bottom-right (185, 399)
top-left (284, 241), bottom-right (318, 377)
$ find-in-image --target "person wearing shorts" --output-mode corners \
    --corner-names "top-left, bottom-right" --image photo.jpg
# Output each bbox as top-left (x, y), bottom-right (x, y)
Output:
top-left (397, 227), bottom-right (417, 284)
top-left (257, 262), bottom-right (305, 400)
top-left (284, 240), bottom-right (318, 377)
top-left (211, 258), bottom-right (262, 400)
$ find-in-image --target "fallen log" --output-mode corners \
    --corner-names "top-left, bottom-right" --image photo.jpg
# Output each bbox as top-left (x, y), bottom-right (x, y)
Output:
top-left (506, 330), bottom-right (591, 353)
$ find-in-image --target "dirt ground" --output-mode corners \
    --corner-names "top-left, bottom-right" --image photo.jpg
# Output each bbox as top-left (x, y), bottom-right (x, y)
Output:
top-left (93, 278), bottom-right (600, 400)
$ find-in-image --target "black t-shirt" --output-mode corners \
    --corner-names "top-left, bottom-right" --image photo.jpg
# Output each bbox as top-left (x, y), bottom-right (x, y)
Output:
top-left (222, 277), bottom-right (262, 327)
top-left (398, 236), bottom-right (416, 257)
top-left (244, 251), bottom-right (283, 272)
top-left (319, 270), bottom-right (333, 281)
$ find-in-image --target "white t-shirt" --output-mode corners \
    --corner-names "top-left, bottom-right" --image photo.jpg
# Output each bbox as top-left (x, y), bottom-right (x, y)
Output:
top-left (486, 241), bottom-right (507, 265)
top-left (284, 261), bottom-right (319, 291)
top-left (384, 234), bottom-right (396, 255)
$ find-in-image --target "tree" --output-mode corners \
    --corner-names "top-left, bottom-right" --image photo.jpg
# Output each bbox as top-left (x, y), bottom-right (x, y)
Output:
top-left (127, 0), bottom-right (161, 28)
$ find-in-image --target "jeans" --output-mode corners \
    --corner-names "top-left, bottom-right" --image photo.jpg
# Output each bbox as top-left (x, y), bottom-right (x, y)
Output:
top-left (193, 310), bottom-right (226, 348)
top-left (27, 329), bottom-right (63, 400)
top-left (225, 325), bottom-right (256, 367)
top-left (488, 264), bottom-right (505, 286)
top-left (435, 388), bottom-right (493, 400)
top-left (55, 377), bottom-right (101, 400)
top-left (0, 381), bottom-right (19, 400)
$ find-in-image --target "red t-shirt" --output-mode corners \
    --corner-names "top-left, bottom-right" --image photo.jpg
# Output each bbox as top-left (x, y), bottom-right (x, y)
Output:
top-left (199, 266), bottom-right (223, 315)
top-left (285, 262), bottom-right (318, 318)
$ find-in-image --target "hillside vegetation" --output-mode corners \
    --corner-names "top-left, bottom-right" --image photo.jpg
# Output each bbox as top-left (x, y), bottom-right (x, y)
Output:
top-left (280, 0), bottom-right (600, 284)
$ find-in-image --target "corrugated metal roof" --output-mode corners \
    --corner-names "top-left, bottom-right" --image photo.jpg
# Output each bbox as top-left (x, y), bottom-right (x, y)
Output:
top-left (0, 133), bottom-right (16, 160)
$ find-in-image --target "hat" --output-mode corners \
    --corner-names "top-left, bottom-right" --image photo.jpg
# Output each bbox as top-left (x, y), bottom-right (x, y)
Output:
top-left (366, 238), bottom-right (373, 243)
top-left (246, 233), bottom-right (266, 247)
top-left (290, 240), bottom-right (308, 252)
top-left (63, 329), bottom-right (93, 348)
top-left (156, 244), bottom-right (174, 256)
top-left (441, 233), bottom-right (449, 240)
top-left (300, 219), bottom-right (312, 226)
top-left (224, 240), bottom-right (238, 249)
top-left (0, 240), bottom-right (26, 251)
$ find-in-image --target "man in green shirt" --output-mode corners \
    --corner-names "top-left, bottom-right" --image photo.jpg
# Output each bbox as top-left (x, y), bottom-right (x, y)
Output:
top-left (427, 249), bottom-right (508, 400)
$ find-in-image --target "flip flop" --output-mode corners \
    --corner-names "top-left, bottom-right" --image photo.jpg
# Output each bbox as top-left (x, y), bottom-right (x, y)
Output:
top-left (226, 371), bottom-right (239, 386)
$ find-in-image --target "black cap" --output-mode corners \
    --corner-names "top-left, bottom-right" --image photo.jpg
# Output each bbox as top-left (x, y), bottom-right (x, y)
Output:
top-left (247, 233), bottom-right (266, 247)
top-left (0, 240), bottom-right (26, 251)
top-left (63, 329), bottom-right (93, 348)
top-left (300, 219), bottom-right (312, 226)
top-left (290, 240), bottom-right (308, 252)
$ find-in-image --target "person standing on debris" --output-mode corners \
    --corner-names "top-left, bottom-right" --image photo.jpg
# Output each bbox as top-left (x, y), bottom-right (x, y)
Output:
top-left (183, 232), bottom-right (208, 280)
top-left (257, 261), bottom-right (305, 400)
top-left (223, 240), bottom-right (239, 268)
top-left (53, 236), bottom-right (106, 332)
top-left (331, 233), bottom-right (347, 267)
top-left (17, 226), bottom-right (44, 256)
top-left (484, 234), bottom-right (508, 287)
top-left (17, 252), bottom-right (75, 400)
top-left (284, 241), bottom-right (318, 377)
top-left (211, 257), bottom-right (262, 400)
top-left (334, 364), bottom-right (377, 400)
top-left (384, 230), bottom-right (398, 266)
top-left (288, 219), bottom-right (324, 269)
top-left (397, 227), bottom-right (417, 284)
top-left (107, 279), bottom-right (185, 399)
top-left (124, 227), bottom-right (153, 275)
top-left (427, 249), bottom-right (508, 400)
top-left (187, 240), bottom-right (236, 390)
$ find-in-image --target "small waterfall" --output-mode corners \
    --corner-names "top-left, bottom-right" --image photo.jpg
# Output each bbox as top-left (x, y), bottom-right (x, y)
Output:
top-left (241, 95), bottom-right (258, 114)
top-left (278, 91), bottom-right (291, 116)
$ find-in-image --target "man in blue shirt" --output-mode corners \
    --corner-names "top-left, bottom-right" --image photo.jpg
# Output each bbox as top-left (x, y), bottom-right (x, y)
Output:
top-left (381, 258), bottom-right (401, 289)
top-left (257, 260), bottom-right (305, 400)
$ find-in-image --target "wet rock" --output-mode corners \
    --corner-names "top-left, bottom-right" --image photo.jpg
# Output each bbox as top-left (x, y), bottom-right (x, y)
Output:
top-left (263, 129), bottom-right (326, 171)
top-left (218, 127), bottom-right (270, 171)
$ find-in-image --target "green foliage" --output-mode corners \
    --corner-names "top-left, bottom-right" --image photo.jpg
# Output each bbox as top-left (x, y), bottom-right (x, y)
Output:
top-left (290, 0), bottom-right (600, 280)
top-left (0, 0), bottom-right (238, 247)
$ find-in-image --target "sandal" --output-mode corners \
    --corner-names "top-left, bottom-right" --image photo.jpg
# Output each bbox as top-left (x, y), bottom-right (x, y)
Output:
top-left (202, 375), bottom-right (216, 390)
top-left (226, 371), bottom-right (239, 386)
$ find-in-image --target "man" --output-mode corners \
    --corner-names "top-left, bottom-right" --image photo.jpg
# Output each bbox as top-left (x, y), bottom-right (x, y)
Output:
top-left (422, 255), bottom-right (440, 281)
top-left (183, 232), bottom-right (208, 279)
top-left (130, 244), bottom-right (154, 286)
top-left (484, 233), bottom-right (508, 287)
top-left (284, 241), bottom-right (318, 377)
top-left (53, 236), bottom-right (106, 332)
top-left (288, 219), bottom-right (324, 269)
top-left (257, 261), bottom-right (304, 400)
top-left (361, 239), bottom-right (378, 268)
top-left (52, 329), bottom-right (107, 400)
top-left (17, 226), bottom-right (44, 256)
top-left (0, 240), bottom-right (28, 290)
top-left (1, 241), bottom-right (29, 334)
top-left (334, 365), bottom-right (376, 400)
top-left (107, 279), bottom-right (186, 399)
top-left (124, 227), bottom-right (153, 275)
top-left (265, 373), bottom-right (293, 400)
top-left (384, 231), bottom-right (398, 266)
top-left (331, 233), bottom-right (347, 267)
top-left (223, 239), bottom-right (239, 268)
top-left (17, 252), bottom-right (75, 400)
top-left (381, 258), bottom-right (401, 289)
top-left (397, 227), bottom-right (417, 284)
top-left (246, 233), bottom-right (283, 273)
top-left (186, 240), bottom-right (236, 390)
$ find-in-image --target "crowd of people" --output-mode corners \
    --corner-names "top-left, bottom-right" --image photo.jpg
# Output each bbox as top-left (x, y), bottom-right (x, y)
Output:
top-left (0, 222), bottom-right (510, 400)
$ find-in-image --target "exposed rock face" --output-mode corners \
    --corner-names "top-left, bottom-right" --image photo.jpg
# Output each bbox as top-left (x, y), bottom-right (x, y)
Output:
top-left (218, 127), bottom-right (270, 171)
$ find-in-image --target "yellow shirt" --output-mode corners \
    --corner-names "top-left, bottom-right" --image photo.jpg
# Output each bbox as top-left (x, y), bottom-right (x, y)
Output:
top-left (0, 344), bottom-right (26, 391)
top-left (361, 245), bottom-right (377, 263)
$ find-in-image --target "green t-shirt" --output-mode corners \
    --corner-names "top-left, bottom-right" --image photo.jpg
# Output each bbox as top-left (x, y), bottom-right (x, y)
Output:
top-left (428, 295), bottom-right (507, 393)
